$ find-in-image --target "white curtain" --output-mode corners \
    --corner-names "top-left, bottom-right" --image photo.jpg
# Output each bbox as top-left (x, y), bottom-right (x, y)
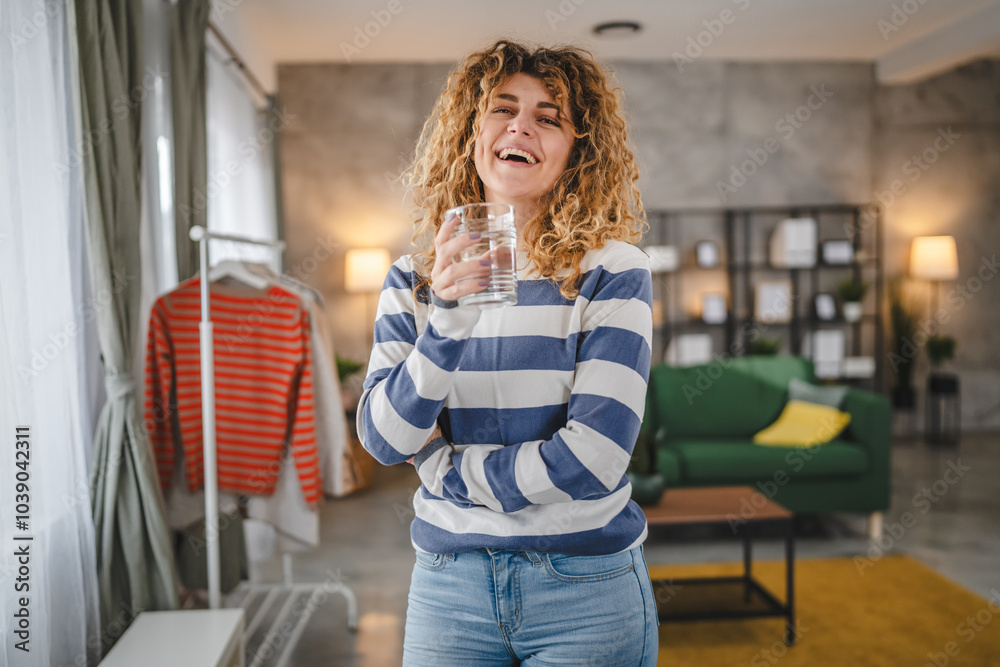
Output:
top-left (137, 0), bottom-right (175, 392)
top-left (0, 1), bottom-right (102, 665)
top-left (205, 39), bottom-right (278, 264)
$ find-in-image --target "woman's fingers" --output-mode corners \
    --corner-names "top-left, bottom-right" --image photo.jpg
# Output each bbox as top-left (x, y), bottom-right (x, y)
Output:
top-left (434, 213), bottom-right (458, 247)
top-left (432, 212), bottom-right (467, 279)
top-left (431, 213), bottom-right (492, 301)
top-left (432, 261), bottom-right (490, 301)
top-left (433, 253), bottom-right (491, 299)
top-left (409, 425), bottom-right (444, 466)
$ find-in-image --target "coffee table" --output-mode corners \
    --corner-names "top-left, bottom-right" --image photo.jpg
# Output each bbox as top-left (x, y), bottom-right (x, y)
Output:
top-left (642, 485), bottom-right (797, 646)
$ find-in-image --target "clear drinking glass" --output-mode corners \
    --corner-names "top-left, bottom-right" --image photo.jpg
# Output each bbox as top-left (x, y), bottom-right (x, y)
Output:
top-left (448, 202), bottom-right (517, 309)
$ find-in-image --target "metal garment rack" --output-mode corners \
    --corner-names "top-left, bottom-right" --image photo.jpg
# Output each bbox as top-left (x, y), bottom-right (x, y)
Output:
top-left (188, 227), bottom-right (357, 660)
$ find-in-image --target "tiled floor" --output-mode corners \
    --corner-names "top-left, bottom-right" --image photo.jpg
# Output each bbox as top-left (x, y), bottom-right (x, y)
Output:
top-left (237, 432), bottom-right (1000, 666)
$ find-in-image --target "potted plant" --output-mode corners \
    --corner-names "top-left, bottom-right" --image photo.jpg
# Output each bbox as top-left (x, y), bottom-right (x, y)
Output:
top-left (836, 277), bottom-right (868, 322)
top-left (926, 335), bottom-right (956, 370)
top-left (925, 334), bottom-right (959, 446)
top-left (888, 282), bottom-right (918, 409)
top-left (749, 337), bottom-right (781, 356)
top-left (335, 354), bottom-right (364, 383)
top-left (336, 354), bottom-right (365, 413)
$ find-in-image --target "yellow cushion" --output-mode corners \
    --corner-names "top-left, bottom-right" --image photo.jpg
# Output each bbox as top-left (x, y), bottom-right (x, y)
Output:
top-left (753, 400), bottom-right (851, 447)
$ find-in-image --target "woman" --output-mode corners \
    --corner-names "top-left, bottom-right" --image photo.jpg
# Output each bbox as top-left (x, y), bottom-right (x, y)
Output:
top-left (358, 39), bottom-right (657, 666)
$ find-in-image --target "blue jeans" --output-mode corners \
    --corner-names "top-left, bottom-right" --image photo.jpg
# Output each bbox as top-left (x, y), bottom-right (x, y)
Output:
top-left (403, 546), bottom-right (659, 666)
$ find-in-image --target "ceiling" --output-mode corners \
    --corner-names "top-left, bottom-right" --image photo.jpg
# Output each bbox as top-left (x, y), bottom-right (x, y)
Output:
top-left (235, 0), bottom-right (1000, 84)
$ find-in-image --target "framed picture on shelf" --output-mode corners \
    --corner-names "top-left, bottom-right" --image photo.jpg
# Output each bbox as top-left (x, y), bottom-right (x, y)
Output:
top-left (769, 218), bottom-right (817, 268)
top-left (843, 356), bottom-right (876, 378)
top-left (695, 241), bottom-right (720, 268)
top-left (821, 240), bottom-right (854, 265)
top-left (666, 333), bottom-right (713, 366)
top-left (803, 329), bottom-right (845, 379)
top-left (813, 293), bottom-right (838, 321)
top-left (754, 280), bottom-right (793, 324)
top-left (701, 293), bottom-right (727, 324)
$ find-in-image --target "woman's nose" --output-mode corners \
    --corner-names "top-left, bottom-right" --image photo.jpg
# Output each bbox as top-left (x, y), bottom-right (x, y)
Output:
top-left (507, 115), bottom-right (532, 136)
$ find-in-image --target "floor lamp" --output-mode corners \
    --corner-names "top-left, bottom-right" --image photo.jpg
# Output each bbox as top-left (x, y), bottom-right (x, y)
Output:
top-left (345, 248), bottom-right (391, 352)
top-left (909, 235), bottom-right (960, 446)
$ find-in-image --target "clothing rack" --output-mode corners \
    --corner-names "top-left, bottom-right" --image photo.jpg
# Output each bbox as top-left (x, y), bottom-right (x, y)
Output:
top-left (190, 225), bottom-right (285, 608)
top-left (188, 226), bottom-right (357, 643)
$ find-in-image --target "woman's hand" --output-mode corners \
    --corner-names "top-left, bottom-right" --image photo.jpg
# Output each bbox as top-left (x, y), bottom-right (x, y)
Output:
top-left (430, 211), bottom-right (491, 302)
top-left (407, 424), bottom-right (444, 465)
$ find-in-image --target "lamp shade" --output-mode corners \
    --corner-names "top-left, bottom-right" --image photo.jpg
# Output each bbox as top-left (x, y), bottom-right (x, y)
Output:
top-left (910, 236), bottom-right (958, 280)
top-left (345, 248), bottom-right (391, 292)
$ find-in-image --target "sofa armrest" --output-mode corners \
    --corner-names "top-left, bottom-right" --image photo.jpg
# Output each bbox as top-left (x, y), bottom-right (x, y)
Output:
top-left (631, 418), bottom-right (663, 476)
top-left (842, 388), bottom-right (891, 450)
top-left (630, 380), bottom-right (661, 476)
top-left (841, 388), bottom-right (892, 504)
top-left (628, 388), bottom-right (666, 504)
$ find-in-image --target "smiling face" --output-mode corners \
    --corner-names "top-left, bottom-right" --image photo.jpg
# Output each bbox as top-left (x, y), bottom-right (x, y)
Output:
top-left (473, 73), bottom-right (575, 227)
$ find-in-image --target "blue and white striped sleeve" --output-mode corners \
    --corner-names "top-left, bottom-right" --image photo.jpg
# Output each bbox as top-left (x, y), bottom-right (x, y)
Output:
top-left (414, 257), bottom-right (652, 513)
top-left (357, 259), bottom-right (481, 466)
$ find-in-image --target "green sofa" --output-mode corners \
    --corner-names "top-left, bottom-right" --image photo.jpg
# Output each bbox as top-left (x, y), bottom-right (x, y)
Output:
top-left (631, 355), bottom-right (891, 537)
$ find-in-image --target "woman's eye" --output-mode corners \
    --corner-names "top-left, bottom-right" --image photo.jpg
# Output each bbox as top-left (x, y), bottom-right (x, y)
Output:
top-left (539, 117), bottom-right (560, 126)
top-left (492, 107), bottom-right (513, 115)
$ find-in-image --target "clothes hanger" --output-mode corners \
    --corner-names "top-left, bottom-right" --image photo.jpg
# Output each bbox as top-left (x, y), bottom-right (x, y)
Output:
top-left (207, 259), bottom-right (274, 290)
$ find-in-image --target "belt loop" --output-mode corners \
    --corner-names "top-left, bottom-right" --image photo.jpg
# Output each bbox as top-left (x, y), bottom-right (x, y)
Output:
top-left (524, 551), bottom-right (543, 565)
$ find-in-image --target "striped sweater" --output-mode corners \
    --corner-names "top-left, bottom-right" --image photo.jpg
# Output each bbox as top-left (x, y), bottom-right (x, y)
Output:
top-left (144, 277), bottom-right (320, 506)
top-left (359, 240), bottom-right (652, 555)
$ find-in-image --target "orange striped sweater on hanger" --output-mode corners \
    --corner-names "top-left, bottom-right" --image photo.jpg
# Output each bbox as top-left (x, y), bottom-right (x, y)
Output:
top-left (144, 276), bottom-right (320, 507)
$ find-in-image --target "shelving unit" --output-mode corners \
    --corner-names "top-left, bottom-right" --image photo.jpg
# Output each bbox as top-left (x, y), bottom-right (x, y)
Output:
top-left (644, 204), bottom-right (884, 391)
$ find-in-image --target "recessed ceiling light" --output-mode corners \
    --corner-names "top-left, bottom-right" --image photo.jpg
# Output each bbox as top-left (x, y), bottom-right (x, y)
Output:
top-left (592, 21), bottom-right (642, 39)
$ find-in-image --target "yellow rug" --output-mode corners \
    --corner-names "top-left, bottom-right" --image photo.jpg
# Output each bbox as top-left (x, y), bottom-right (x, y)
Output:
top-left (650, 555), bottom-right (1000, 666)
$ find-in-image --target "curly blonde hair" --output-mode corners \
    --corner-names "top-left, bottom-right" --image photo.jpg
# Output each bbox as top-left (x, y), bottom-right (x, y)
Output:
top-left (404, 39), bottom-right (646, 299)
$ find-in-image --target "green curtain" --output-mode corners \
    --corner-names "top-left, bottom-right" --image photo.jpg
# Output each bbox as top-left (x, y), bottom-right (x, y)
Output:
top-left (170, 0), bottom-right (211, 282)
top-left (74, 0), bottom-right (180, 649)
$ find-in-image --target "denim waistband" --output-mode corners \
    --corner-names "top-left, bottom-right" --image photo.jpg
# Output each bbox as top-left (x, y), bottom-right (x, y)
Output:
top-left (479, 548), bottom-right (545, 564)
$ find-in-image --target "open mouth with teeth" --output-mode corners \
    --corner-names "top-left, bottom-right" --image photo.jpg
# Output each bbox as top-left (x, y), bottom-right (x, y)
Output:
top-left (496, 147), bottom-right (538, 164)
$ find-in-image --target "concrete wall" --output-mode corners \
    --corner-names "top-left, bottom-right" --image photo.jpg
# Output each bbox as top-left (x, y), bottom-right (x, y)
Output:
top-left (873, 59), bottom-right (1000, 431)
top-left (614, 61), bottom-right (874, 209)
top-left (278, 62), bottom-right (451, 366)
top-left (278, 58), bottom-right (1000, 429)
